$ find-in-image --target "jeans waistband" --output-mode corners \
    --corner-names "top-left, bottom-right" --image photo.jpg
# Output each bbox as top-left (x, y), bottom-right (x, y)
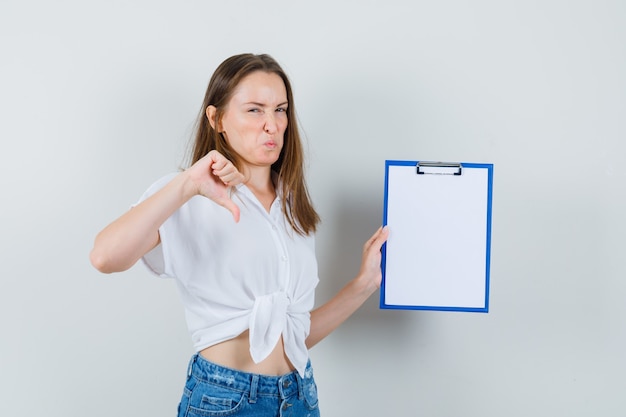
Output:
top-left (188, 354), bottom-right (306, 400)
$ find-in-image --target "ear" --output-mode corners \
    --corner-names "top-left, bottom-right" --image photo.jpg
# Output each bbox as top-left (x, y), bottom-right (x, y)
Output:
top-left (206, 105), bottom-right (220, 131)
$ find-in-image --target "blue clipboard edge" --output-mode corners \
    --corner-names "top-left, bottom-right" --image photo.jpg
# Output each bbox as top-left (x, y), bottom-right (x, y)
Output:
top-left (379, 160), bottom-right (494, 313)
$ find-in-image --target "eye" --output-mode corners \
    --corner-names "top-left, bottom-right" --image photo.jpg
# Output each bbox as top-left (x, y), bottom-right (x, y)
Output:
top-left (276, 107), bottom-right (287, 113)
top-left (248, 107), bottom-right (261, 113)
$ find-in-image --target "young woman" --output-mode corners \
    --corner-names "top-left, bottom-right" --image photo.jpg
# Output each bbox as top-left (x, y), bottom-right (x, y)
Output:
top-left (90, 53), bottom-right (388, 417)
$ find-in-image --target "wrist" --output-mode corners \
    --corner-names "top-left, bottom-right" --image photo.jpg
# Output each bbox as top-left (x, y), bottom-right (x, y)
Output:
top-left (173, 170), bottom-right (200, 202)
top-left (352, 273), bottom-right (379, 298)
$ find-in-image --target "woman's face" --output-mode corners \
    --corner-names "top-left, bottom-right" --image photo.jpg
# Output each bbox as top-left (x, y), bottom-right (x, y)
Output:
top-left (214, 71), bottom-right (288, 171)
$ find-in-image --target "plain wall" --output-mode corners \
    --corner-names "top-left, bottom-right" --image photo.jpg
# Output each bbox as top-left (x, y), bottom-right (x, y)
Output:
top-left (1, 1), bottom-right (625, 415)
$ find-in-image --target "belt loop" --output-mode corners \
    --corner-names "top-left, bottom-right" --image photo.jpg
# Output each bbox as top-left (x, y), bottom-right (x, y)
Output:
top-left (296, 372), bottom-right (304, 400)
top-left (187, 354), bottom-right (197, 379)
top-left (249, 374), bottom-right (259, 403)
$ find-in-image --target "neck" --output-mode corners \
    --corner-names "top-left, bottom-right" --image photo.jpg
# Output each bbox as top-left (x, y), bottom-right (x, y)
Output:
top-left (243, 165), bottom-right (273, 190)
top-left (243, 166), bottom-right (276, 212)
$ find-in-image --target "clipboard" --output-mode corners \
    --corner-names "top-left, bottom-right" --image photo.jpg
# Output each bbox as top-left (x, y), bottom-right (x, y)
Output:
top-left (380, 160), bottom-right (494, 312)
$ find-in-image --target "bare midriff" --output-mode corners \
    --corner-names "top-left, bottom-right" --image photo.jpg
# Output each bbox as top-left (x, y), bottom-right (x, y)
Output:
top-left (199, 330), bottom-right (295, 376)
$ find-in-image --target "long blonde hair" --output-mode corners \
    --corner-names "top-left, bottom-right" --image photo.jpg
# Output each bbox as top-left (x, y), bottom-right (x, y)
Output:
top-left (189, 53), bottom-right (319, 235)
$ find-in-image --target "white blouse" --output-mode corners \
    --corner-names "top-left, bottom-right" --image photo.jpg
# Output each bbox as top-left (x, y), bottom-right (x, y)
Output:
top-left (137, 173), bottom-right (319, 377)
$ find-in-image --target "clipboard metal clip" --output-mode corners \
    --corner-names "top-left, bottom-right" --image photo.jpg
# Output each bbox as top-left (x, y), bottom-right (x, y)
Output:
top-left (417, 161), bottom-right (463, 176)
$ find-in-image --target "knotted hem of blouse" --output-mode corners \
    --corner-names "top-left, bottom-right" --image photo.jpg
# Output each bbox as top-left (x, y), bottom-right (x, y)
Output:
top-left (248, 291), bottom-right (310, 377)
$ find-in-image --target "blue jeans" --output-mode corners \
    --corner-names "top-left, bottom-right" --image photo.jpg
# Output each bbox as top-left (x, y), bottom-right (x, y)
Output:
top-left (177, 354), bottom-right (321, 417)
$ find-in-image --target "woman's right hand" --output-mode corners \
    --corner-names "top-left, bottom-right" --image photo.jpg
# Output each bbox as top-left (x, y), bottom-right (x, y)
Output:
top-left (185, 150), bottom-right (245, 222)
top-left (90, 151), bottom-right (245, 273)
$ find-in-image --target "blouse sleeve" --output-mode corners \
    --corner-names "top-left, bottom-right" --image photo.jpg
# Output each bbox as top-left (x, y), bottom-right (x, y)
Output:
top-left (133, 172), bottom-right (180, 279)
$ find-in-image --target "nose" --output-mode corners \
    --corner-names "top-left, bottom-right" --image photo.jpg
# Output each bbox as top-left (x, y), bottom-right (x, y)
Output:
top-left (264, 113), bottom-right (278, 134)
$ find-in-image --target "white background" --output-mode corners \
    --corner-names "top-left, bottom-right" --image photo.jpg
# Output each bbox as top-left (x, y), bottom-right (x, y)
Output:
top-left (1, 1), bottom-right (625, 416)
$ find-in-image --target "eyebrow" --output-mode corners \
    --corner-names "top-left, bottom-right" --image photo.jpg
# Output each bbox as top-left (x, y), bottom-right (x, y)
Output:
top-left (244, 101), bottom-right (289, 107)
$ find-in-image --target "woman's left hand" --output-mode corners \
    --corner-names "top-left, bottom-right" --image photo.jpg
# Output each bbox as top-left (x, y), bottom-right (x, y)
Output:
top-left (307, 225), bottom-right (390, 348)
top-left (356, 226), bottom-right (390, 292)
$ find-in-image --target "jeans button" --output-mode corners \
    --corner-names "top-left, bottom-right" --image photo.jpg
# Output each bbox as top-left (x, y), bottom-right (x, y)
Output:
top-left (283, 380), bottom-right (291, 388)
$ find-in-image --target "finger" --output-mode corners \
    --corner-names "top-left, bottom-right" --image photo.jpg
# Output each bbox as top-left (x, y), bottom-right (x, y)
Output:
top-left (210, 159), bottom-right (228, 173)
top-left (217, 169), bottom-right (245, 186)
top-left (211, 159), bottom-right (243, 183)
top-left (364, 226), bottom-right (388, 251)
top-left (377, 225), bottom-right (389, 243)
top-left (364, 226), bottom-right (382, 245)
top-left (219, 198), bottom-right (241, 223)
top-left (207, 150), bottom-right (229, 170)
